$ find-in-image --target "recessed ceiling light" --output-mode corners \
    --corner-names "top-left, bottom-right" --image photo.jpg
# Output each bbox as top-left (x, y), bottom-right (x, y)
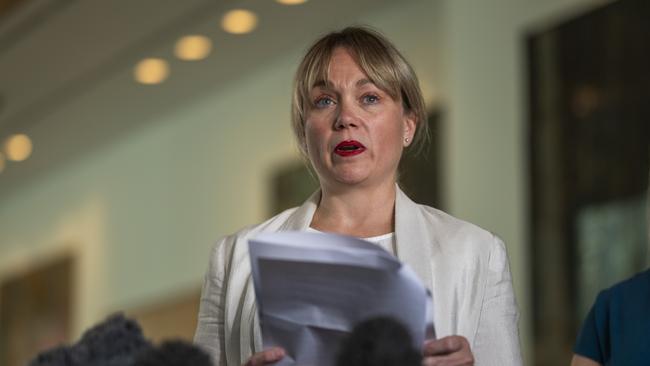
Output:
top-left (134, 58), bottom-right (170, 85)
top-left (275, 0), bottom-right (308, 4)
top-left (221, 9), bottom-right (258, 34)
top-left (4, 134), bottom-right (33, 162)
top-left (175, 35), bottom-right (212, 61)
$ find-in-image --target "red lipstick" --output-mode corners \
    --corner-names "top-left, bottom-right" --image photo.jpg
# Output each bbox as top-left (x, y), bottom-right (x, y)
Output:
top-left (334, 140), bottom-right (366, 157)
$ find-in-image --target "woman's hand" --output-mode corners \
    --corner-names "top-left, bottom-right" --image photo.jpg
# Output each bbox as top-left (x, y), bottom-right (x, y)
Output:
top-left (422, 336), bottom-right (474, 366)
top-left (242, 347), bottom-right (285, 366)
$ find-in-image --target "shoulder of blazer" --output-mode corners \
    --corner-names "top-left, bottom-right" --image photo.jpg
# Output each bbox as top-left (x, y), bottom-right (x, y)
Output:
top-left (415, 203), bottom-right (498, 259)
top-left (206, 206), bottom-right (304, 298)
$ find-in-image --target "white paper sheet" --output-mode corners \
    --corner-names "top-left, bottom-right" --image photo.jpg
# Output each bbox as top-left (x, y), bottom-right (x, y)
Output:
top-left (249, 231), bottom-right (434, 366)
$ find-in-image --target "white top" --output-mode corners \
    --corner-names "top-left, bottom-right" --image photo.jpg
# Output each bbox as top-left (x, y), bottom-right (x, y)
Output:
top-left (306, 227), bottom-right (396, 255)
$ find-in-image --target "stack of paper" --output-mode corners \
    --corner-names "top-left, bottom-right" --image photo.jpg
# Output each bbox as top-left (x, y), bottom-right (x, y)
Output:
top-left (249, 231), bottom-right (434, 366)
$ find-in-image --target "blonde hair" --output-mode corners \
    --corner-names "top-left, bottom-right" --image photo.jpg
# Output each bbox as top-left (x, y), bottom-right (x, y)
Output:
top-left (291, 26), bottom-right (429, 157)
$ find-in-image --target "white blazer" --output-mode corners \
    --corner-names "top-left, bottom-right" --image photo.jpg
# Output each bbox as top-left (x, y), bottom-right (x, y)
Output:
top-left (194, 187), bottom-right (523, 366)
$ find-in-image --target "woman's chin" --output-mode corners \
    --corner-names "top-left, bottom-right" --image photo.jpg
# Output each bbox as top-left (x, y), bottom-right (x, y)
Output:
top-left (331, 171), bottom-right (376, 188)
top-left (315, 169), bottom-right (367, 188)
top-left (334, 176), bottom-right (367, 186)
top-left (318, 166), bottom-right (393, 189)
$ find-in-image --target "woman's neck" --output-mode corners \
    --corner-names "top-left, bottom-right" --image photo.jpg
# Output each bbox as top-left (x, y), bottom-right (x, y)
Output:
top-left (311, 180), bottom-right (396, 238)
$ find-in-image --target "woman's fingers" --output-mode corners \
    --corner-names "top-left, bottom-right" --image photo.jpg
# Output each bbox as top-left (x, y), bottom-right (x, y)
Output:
top-left (422, 336), bottom-right (474, 366)
top-left (423, 336), bottom-right (466, 356)
top-left (243, 347), bottom-right (286, 366)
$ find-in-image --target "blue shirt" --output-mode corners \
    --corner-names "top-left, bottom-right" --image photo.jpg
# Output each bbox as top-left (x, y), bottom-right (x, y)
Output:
top-left (574, 269), bottom-right (650, 365)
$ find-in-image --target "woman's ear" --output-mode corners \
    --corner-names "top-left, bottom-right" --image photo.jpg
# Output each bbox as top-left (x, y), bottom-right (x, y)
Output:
top-left (403, 112), bottom-right (417, 147)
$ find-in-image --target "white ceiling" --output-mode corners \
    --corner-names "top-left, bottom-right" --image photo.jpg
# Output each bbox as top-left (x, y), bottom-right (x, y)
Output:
top-left (0, 0), bottom-right (398, 194)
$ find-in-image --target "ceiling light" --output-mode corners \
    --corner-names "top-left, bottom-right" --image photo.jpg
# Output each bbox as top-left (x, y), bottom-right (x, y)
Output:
top-left (275, 0), bottom-right (308, 4)
top-left (175, 35), bottom-right (212, 61)
top-left (221, 9), bottom-right (258, 34)
top-left (134, 58), bottom-right (170, 85)
top-left (4, 134), bottom-right (33, 162)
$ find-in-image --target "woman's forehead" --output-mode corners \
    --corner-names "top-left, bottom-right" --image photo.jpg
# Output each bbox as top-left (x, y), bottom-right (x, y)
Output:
top-left (310, 49), bottom-right (372, 85)
top-left (311, 78), bottom-right (376, 91)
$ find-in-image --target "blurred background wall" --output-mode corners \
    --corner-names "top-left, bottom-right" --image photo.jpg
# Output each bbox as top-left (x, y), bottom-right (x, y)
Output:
top-left (1, 0), bottom-right (645, 365)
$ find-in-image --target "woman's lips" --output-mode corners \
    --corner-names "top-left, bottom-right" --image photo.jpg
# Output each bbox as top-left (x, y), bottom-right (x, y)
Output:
top-left (334, 140), bottom-right (366, 157)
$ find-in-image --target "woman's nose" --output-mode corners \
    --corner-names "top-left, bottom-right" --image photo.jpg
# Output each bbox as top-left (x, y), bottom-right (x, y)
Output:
top-left (334, 102), bottom-right (359, 130)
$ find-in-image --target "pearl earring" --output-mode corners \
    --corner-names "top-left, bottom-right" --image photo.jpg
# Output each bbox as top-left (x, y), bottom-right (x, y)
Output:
top-left (404, 137), bottom-right (410, 143)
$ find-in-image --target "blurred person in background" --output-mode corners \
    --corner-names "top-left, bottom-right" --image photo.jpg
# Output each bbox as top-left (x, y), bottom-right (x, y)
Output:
top-left (571, 269), bottom-right (650, 366)
top-left (194, 26), bottom-right (522, 366)
top-left (571, 175), bottom-right (650, 366)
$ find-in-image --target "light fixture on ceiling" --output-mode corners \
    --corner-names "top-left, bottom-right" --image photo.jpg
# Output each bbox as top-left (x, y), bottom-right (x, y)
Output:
top-left (134, 58), bottom-right (170, 85)
top-left (4, 133), bottom-right (33, 162)
top-left (275, 0), bottom-right (308, 5)
top-left (175, 35), bottom-right (212, 61)
top-left (221, 9), bottom-right (258, 34)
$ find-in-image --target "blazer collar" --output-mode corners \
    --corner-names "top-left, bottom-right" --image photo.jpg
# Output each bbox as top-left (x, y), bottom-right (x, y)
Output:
top-left (279, 190), bottom-right (320, 231)
top-left (279, 185), bottom-right (433, 289)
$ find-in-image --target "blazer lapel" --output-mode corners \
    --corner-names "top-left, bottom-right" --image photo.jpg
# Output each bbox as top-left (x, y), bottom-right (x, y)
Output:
top-left (394, 186), bottom-right (434, 291)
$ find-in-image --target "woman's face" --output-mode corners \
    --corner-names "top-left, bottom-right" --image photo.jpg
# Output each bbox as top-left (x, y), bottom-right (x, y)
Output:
top-left (304, 47), bottom-right (415, 191)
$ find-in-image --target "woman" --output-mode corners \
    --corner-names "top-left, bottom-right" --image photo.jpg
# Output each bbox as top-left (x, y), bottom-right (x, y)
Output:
top-left (194, 27), bottom-right (522, 366)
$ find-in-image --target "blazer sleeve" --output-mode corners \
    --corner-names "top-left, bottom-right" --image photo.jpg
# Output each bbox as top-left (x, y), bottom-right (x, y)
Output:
top-left (194, 238), bottom-right (230, 366)
top-left (472, 235), bottom-right (523, 366)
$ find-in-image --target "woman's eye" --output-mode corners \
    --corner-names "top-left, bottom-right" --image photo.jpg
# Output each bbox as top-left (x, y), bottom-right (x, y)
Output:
top-left (314, 97), bottom-right (335, 108)
top-left (362, 94), bottom-right (380, 104)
